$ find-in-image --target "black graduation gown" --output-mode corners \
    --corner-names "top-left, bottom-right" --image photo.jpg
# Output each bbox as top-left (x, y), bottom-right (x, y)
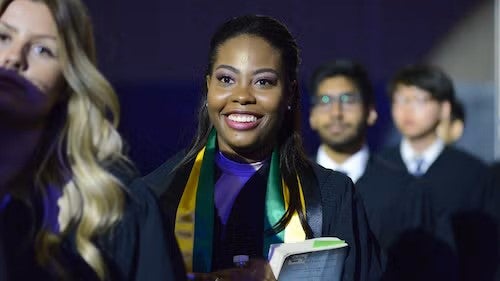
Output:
top-left (0, 183), bottom-right (185, 281)
top-left (356, 155), bottom-right (434, 274)
top-left (380, 145), bottom-right (500, 281)
top-left (356, 155), bottom-right (430, 250)
top-left (132, 151), bottom-right (381, 281)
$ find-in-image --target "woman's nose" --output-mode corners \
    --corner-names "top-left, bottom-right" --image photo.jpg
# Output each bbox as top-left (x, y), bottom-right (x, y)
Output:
top-left (0, 43), bottom-right (27, 72)
top-left (232, 84), bottom-right (256, 105)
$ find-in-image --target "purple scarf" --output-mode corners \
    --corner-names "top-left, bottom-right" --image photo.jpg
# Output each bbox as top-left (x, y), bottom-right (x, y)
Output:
top-left (0, 68), bottom-right (61, 233)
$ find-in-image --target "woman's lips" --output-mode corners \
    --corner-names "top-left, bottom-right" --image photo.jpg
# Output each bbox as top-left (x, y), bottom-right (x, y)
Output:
top-left (224, 113), bottom-right (261, 130)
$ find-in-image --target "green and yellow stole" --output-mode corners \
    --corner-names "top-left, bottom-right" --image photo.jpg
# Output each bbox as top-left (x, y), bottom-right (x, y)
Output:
top-left (174, 129), bottom-right (306, 272)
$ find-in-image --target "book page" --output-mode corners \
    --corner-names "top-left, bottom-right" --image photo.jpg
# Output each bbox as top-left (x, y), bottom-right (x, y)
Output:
top-left (277, 247), bottom-right (347, 281)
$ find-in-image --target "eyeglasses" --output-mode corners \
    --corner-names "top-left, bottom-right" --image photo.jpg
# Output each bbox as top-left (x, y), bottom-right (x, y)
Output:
top-left (311, 93), bottom-right (362, 111)
top-left (392, 95), bottom-right (435, 108)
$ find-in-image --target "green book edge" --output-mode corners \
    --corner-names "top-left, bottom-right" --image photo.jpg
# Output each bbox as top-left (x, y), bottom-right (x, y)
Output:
top-left (312, 239), bottom-right (347, 248)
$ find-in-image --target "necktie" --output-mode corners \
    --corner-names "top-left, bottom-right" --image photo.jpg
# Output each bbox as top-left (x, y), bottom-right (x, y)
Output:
top-left (414, 158), bottom-right (425, 176)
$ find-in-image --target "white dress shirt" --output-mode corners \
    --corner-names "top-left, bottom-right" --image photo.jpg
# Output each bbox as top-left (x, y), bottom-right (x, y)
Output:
top-left (316, 145), bottom-right (369, 183)
top-left (400, 138), bottom-right (445, 176)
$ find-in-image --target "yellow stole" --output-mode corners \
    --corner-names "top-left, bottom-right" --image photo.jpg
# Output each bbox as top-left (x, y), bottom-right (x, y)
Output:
top-left (174, 131), bottom-right (306, 272)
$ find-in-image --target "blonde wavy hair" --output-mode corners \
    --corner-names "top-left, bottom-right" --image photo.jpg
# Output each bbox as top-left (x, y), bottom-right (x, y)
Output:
top-left (0, 0), bottom-right (127, 279)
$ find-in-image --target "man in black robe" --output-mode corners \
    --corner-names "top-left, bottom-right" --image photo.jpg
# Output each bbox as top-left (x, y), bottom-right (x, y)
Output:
top-left (380, 64), bottom-right (499, 281)
top-left (307, 60), bottom-right (442, 279)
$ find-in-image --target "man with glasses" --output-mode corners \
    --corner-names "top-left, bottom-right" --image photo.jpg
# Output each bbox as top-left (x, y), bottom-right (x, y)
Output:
top-left (308, 60), bottom-right (432, 277)
top-left (309, 60), bottom-right (376, 181)
top-left (381, 64), bottom-right (499, 280)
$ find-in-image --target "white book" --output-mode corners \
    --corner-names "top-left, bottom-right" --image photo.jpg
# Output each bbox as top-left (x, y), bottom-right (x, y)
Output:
top-left (267, 237), bottom-right (348, 281)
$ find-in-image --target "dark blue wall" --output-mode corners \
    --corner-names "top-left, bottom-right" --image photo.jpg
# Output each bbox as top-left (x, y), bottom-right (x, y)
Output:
top-left (85, 0), bottom-right (479, 174)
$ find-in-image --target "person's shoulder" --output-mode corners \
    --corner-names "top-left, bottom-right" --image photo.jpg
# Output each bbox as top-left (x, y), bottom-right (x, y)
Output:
top-left (105, 174), bottom-right (185, 281)
top-left (105, 159), bottom-right (139, 186)
top-left (437, 146), bottom-right (490, 178)
top-left (125, 176), bottom-right (158, 210)
top-left (363, 155), bottom-right (411, 183)
top-left (130, 150), bottom-right (188, 197)
top-left (441, 145), bottom-right (487, 168)
top-left (307, 148), bottom-right (319, 163)
top-left (430, 146), bottom-right (492, 189)
top-left (490, 161), bottom-right (500, 181)
top-left (378, 145), bottom-right (400, 161)
top-left (121, 151), bottom-right (188, 218)
top-left (144, 150), bottom-right (187, 184)
top-left (369, 154), bottom-right (407, 172)
top-left (309, 161), bottom-right (354, 194)
top-left (375, 146), bottom-right (410, 178)
top-left (109, 178), bottom-right (161, 242)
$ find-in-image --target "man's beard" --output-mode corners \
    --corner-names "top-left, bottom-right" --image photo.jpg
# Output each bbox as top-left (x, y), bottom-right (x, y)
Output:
top-left (320, 121), bottom-right (366, 154)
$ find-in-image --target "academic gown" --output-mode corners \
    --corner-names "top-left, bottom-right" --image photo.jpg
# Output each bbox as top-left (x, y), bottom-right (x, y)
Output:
top-left (0, 182), bottom-right (186, 281)
top-left (355, 155), bottom-right (429, 250)
top-left (380, 145), bottom-right (500, 281)
top-left (132, 151), bottom-right (381, 281)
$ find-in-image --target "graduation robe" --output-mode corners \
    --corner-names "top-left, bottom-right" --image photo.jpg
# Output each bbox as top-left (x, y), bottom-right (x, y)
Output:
top-left (380, 145), bottom-right (500, 281)
top-left (132, 151), bottom-right (381, 281)
top-left (0, 182), bottom-right (185, 281)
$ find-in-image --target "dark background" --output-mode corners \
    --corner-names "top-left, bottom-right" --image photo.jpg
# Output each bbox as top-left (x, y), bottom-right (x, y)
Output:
top-left (84, 0), bottom-right (481, 174)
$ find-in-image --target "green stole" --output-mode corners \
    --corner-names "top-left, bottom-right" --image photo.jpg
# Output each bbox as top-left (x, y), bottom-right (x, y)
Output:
top-left (174, 129), bottom-right (305, 272)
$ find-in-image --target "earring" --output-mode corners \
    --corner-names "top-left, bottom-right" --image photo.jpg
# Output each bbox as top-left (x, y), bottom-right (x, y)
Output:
top-left (287, 105), bottom-right (291, 110)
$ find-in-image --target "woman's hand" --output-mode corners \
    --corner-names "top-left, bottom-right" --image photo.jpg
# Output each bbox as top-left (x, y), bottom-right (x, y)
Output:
top-left (187, 259), bottom-right (276, 281)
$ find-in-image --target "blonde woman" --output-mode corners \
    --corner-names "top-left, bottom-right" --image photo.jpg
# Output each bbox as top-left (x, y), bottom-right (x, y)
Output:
top-left (0, 0), bottom-right (184, 280)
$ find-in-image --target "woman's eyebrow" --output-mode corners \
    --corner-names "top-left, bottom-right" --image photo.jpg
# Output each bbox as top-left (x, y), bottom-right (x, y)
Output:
top-left (254, 68), bottom-right (279, 76)
top-left (0, 21), bottom-right (57, 41)
top-left (214, 65), bottom-right (239, 74)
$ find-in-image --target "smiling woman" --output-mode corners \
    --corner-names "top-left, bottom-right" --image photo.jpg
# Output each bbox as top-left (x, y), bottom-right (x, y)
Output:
top-left (132, 15), bottom-right (380, 281)
top-left (0, 0), bottom-right (184, 280)
top-left (206, 34), bottom-right (286, 162)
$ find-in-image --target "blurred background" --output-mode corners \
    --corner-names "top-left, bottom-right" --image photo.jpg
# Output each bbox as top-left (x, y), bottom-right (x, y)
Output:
top-left (84, 0), bottom-right (496, 174)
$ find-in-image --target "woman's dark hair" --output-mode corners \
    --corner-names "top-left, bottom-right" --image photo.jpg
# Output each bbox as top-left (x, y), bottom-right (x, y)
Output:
top-left (176, 15), bottom-right (314, 238)
top-left (388, 64), bottom-right (456, 103)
